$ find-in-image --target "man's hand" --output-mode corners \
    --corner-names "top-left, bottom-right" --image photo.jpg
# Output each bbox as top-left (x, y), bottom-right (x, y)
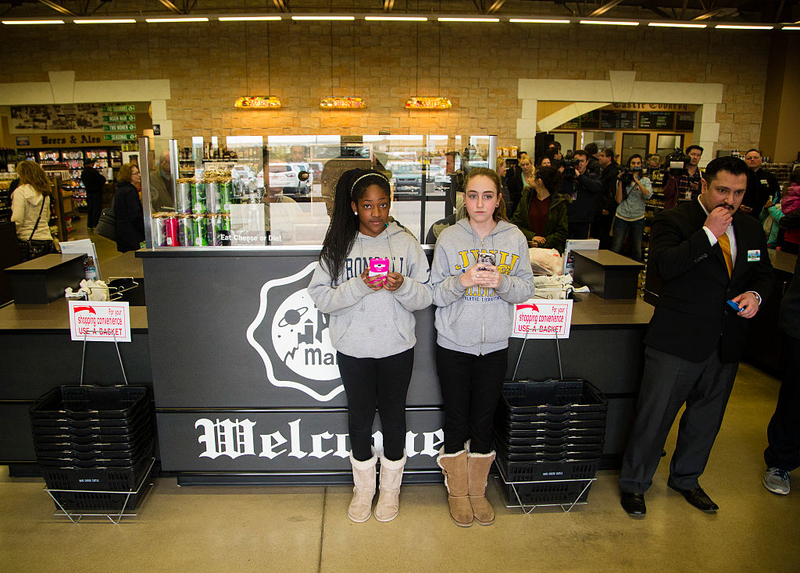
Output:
top-left (705, 206), bottom-right (733, 238)
top-left (731, 292), bottom-right (760, 319)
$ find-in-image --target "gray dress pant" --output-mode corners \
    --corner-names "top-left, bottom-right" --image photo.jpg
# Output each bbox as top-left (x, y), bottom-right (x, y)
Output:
top-left (619, 345), bottom-right (738, 494)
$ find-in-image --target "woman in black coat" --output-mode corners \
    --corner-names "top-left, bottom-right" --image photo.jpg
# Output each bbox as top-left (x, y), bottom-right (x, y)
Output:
top-left (113, 163), bottom-right (145, 253)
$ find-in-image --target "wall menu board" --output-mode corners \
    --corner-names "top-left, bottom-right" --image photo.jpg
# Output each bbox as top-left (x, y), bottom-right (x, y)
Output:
top-left (578, 110), bottom-right (600, 129)
top-left (675, 112), bottom-right (695, 131)
top-left (600, 110), bottom-right (638, 130)
top-left (638, 111), bottom-right (675, 130)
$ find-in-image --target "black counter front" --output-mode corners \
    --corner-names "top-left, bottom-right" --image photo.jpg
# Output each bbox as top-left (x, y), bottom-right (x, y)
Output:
top-left (139, 248), bottom-right (653, 484)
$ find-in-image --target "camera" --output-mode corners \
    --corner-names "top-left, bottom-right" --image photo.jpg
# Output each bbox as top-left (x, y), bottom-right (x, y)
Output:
top-left (619, 166), bottom-right (642, 185)
top-left (665, 148), bottom-right (687, 177)
top-left (561, 155), bottom-right (578, 179)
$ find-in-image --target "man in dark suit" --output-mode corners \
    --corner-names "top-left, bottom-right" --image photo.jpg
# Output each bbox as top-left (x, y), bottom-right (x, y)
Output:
top-left (619, 156), bottom-right (773, 517)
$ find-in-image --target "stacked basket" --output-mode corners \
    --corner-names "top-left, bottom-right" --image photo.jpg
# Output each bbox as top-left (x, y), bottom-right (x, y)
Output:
top-left (30, 385), bottom-right (154, 513)
top-left (494, 378), bottom-right (608, 507)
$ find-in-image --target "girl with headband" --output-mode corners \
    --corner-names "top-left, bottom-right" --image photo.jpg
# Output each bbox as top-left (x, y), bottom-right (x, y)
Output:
top-left (308, 168), bottom-right (432, 523)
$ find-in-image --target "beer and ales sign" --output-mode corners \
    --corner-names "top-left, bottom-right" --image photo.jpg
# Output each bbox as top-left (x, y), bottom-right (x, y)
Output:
top-left (11, 103), bottom-right (143, 147)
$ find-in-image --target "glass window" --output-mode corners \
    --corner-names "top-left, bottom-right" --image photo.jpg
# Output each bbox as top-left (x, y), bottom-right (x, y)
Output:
top-left (621, 133), bottom-right (649, 165)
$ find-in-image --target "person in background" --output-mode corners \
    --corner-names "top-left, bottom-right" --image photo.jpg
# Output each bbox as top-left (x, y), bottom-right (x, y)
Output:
top-left (507, 154), bottom-right (535, 219)
top-left (778, 169), bottom-right (800, 254)
top-left (80, 159), bottom-right (106, 230)
top-left (662, 145), bottom-right (703, 209)
top-left (611, 154), bottom-right (653, 262)
top-left (495, 157), bottom-right (512, 214)
top-left (619, 156), bottom-right (773, 517)
top-left (11, 160), bottom-right (55, 259)
top-left (432, 167), bottom-right (534, 527)
top-left (308, 169), bottom-right (432, 524)
top-left (585, 142), bottom-right (601, 176)
top-left (762, 252), bottom-right (800, 496)
top-left (593, 147), bottom-right (621, 249)
top-left (561, 150), bottom-right (601, 239)
top-left (743, 149), bottom-right (780, 220)
top-left (511, 166), bottom-right (568, 253)
top-left (148, 151), bottom-right (175, 212)
top-left (645, 153), bottom-right (662, 179)
top-left (539, 156), bottom-right (551, 168)
top-left (113, 163), bottom-right (145, 253)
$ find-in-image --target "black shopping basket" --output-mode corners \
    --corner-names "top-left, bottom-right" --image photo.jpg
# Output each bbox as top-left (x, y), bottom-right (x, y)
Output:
top-left (29, 330), bottom-right (155, 523)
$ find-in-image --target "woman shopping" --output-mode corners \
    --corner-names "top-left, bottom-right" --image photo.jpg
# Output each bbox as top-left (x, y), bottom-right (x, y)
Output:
top-left (11, 160), bottom-right (55, 261)
top-left (113, 163), bottom-right (145, 253)
top-left (510, 165), bottom-right (568, 253)
top-left (308, 169), bottom-right (432, 523)
top-left (611, 154), bottom-right (652, 262)
top-left (431, 167), bottom-right (534, 527)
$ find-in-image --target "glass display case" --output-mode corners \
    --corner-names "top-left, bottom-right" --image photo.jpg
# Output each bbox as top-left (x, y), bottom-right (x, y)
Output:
top-left (139, 134), bottom-right (497, 248)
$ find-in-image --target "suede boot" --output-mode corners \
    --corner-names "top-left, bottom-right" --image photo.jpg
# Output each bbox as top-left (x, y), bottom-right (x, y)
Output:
top-left (374, 452), bottom-right (406, 522)
top-left (437, 449), bottom-right (473, 527)
top-left (348, 451), bottom-right (377, 523)
top-left (467, 449), bottom-right (496, 526)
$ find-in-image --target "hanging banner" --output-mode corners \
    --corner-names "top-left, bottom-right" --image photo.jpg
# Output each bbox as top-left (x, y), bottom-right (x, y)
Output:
top-left (511, 299), bottom-right (573, 339)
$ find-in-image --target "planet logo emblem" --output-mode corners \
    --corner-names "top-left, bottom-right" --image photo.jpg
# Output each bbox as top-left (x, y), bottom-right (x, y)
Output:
top-left (247, 262), bottom-right (344, 402)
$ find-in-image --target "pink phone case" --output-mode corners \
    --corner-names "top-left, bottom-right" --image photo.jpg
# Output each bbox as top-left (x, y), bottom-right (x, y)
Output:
top-left (368, 258), bottom-right (390, 284)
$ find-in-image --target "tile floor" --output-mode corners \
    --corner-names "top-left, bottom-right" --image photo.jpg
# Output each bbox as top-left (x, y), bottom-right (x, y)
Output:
top-left (2, 213), bottom-right (797, 572)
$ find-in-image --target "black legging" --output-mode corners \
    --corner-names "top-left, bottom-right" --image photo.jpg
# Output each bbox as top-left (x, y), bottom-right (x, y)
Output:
top-left (436, 345), bottom-right (508, 454)
top-left (337, 349), bottom-right (414, 462)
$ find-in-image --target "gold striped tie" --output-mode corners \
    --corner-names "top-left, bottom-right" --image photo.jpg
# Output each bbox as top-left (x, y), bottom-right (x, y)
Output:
top-left (718, 232), bottom-right (733, 278)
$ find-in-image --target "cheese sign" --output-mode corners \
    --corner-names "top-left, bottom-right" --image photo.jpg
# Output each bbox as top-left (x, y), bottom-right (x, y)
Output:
top-left (69, 301), bottom-right (131, 343)
top-left (511, 299), bottom-right (573, 339)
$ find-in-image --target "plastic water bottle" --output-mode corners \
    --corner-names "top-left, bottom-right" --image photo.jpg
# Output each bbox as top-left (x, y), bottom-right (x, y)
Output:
top-left (83, 256), bottom-right (98, 280)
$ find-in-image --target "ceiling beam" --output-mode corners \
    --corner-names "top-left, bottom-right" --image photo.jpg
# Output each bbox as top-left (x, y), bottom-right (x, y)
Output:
top-left (158, 0), bottom-right (182, 15)
top-left (487, 0), bottom-right (506, 14)
top-left (38, 0), bottom-right (76, 16)
top-left (383, 0), bottom-right (395, 11)
top-left (589, 0), bottom-right (625, 18)
top-left (272, 0), bottom-right (288, 12)
top-left (693, 8), bottom-right (727, 21)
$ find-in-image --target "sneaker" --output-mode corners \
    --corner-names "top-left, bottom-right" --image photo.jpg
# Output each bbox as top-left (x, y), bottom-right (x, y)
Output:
top-left (763, 467), bottom-right (791, 495)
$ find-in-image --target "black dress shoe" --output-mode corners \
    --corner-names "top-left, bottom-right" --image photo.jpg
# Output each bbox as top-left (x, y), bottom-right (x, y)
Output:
top-left (668, 482), bottom-right (719, 513)
top-left (620, 492), bottom-right (646, 516)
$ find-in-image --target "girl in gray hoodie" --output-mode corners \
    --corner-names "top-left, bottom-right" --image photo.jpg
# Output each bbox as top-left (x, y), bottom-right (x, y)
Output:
top-left (308, 169), bottom-right (432, 524)
top-left (432, 167), bottom-right (534, 527)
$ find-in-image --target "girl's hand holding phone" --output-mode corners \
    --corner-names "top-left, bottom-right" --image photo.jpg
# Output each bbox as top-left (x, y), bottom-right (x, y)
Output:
top-left (460, 264), bottom-right (501, 289)
top-left (384, 272), bottom-right (404, 291)
top-left (361, 268), bottom-right (385, 291)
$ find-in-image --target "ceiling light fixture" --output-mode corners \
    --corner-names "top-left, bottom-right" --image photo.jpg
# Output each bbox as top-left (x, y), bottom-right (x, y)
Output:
top-left (365, 16), bottom-right (428, 22)
top-left (405, 97), bottom-right (452, 110)
top-left (292, 15), bottom-right (355, 21)
top-left (145, 17), bottom-right (209, 23)
top-left (2, 19), bottom-right (65, 25)
top-left (648, 22), bottom-right (707, 29)
top-left (509, 19), bottom-right (571, 24)
top-left (580, 20), bottom-right (639, 26)
top-left (715, 24), bottom-right (773, 30)
top-left (219, 16), bottom-right (282, 22)
top-left (320, 96), bottom-right (366, 109)
top-left (234, 96), bottom-right (282, 109)
top-left (438, 17), bottom-right (500, 23)
top-left (75, 19), bottom-right (137, 24)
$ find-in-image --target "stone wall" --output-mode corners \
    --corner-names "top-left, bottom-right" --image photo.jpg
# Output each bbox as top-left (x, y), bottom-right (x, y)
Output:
top-left (0, 21), bottom-right (771, 150)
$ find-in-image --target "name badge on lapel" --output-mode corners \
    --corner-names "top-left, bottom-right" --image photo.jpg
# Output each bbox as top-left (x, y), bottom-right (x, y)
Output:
top-left (747, 250), bottom-right (761, 262)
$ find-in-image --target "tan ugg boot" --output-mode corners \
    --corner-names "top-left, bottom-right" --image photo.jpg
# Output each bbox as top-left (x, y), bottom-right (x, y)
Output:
top-left (374, 452), bottom-right (406, 522)
top-left (467, 449), bottom-right (496, 526)
top-left (437, 449), bottom-right (473, 527)
top-left (348, 451), bottom-right (377, 523)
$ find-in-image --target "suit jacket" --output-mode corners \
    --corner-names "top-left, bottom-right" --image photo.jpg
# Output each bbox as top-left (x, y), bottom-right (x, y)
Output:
top-left (644, 200), bottom-right (773, 363)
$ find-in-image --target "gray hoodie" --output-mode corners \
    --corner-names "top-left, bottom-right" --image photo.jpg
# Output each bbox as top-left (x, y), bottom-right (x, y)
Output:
top-left (308, 222), bottom-right (432, 359)
top-left (431, 218), bottom-right (534, 355)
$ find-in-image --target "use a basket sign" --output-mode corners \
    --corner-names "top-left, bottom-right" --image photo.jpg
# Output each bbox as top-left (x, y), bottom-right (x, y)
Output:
top-left (511, 299), bottom-right (573, 339)
top-left (68, 301), bottom-right (131, 343)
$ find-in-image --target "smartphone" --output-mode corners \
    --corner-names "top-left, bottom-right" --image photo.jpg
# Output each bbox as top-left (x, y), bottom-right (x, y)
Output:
top-left (477, 252), bottom-right (495, 270)
top-left (368, 258), bottom-right (390, 284)
top-left (727, 299), bottom-right (742, 312)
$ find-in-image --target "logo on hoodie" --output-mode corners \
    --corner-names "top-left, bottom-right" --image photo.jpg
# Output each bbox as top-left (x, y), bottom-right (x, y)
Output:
top-left (246, 262), bottom-right (343, 402)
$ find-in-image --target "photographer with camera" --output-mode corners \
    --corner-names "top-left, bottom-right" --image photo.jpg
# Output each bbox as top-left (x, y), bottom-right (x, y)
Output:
top-left (593, 147), bottom-right (621, 249)
top-left (662, 145), bottom-right (704, 210)
top-left (560, 149), bottom-right (601, 239)
top-left (611, 154), bottom-right (653, 262)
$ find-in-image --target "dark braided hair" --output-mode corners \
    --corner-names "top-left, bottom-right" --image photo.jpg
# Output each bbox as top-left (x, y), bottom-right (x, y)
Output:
top-left (319, 168), bottom-right (391, 284)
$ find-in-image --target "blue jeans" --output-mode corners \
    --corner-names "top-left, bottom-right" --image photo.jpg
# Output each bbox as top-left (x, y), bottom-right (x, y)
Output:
top-left (611, 216), bottom-right (646, 262)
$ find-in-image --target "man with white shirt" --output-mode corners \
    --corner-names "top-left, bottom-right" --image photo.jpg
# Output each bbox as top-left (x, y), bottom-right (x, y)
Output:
top-left (619, 156), bottom-right (773, 517)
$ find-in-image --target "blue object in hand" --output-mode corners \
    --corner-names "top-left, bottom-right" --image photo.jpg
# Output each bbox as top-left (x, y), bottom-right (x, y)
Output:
top-left (727, 299), bottom-right (742, 312)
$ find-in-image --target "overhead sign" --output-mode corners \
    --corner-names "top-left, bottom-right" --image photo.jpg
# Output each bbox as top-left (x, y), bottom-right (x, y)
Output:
top-left (511, 299), bottom-right (573, 339)
top-left (69, 301), bottom-right (131, 343)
